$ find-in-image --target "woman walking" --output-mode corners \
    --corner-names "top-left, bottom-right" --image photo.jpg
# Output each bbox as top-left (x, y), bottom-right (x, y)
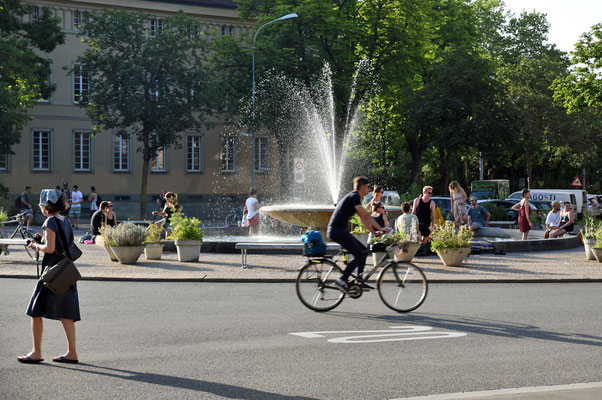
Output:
top-left (152, 192), bottom-right (181, 237)
top-left (512, 188), bottom-right (533, 240)
top-left (449, 181), bottom-right (468, 226)
top-left (18, 189), bottom-right (80, 364)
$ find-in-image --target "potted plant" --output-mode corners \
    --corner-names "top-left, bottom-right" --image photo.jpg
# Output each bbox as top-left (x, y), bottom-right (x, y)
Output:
top-left (582, 216), bottom-right (601, 260)
top-left (368, 232), bottom-right (421, 264)
top-left (350, 215), bottom-right (369, 245)
top-left (144, 221), bottom-right (164, 260)
top-left (99, 225), bottom-right (118, 262)
top-left (170, 213), bottom-right (204, 262)
top-left (431, 221), bottom-right (474, 267)
top-left (591, 230), bottom-right (602, 263)
top-left (109, 222), bottom-right (148, 264)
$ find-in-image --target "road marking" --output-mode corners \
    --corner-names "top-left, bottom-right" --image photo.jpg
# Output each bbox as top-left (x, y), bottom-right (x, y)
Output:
top-left (391, 381), bottom-right (602, 399)
top-left (290, 325), bottom-right (466, 343)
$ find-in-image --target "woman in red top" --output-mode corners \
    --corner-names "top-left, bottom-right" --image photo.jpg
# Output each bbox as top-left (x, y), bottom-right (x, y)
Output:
top-left (512, 188), bottom-right (533, 240)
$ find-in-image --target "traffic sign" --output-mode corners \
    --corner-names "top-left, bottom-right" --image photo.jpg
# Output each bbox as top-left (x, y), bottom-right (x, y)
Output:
top-left (570, 176), bottom-right (582, 187)
top-left (294, 158), bottom-right (305, 183)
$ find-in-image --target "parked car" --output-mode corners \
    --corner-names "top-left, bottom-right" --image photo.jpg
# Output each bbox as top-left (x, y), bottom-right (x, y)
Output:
top-left (430, 196), bottom-right (453, 220)
top-left (362, 190), bottom-right (401, 207)
top-left (478, 199), bottom-right (538, 221)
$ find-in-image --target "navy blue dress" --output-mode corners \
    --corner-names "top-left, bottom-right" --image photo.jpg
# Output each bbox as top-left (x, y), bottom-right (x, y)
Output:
top-left (26, 217), bottom-right (81, 322)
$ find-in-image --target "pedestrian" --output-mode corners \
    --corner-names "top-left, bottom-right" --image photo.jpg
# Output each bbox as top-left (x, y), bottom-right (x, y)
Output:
top-left (156, 189), bottom-right (167, 211)
top-left (368, 201), bottom-right (389, 242)
top-left (512, 188), bottom-right (532, 240)
top-left (412, 186), bottom-right (437, 243)
top-left (245, 188), bottom-right (260, 235)
top-left (19, 186), bottom-right (34, 231)
top-left (18, 189), bottom-right (80, 364)
top-left (152, 192), bottom-right (180, 237)
top-left (90, 201), bottom-right (111, 237)
top-left (88, 186), bottom-right (100, 216)
top-left (544, 200), bottom-right (561, 239)
top-left (467, 197), bottom-right (491, 232)
top-left (549, 202), bottom-right (575, 239)
top-left (60, 182), bottom-right (71, 216)
top-left (449, 180), bottom-right (468, 226)
top-left (69, 185), bottom-right (83, 229)
top-left (105, 201), bottom-right (117, 227)
top-left (395, 202), bottom-right (420, 241)
top-left (365, 185), bottom-right (384, 210)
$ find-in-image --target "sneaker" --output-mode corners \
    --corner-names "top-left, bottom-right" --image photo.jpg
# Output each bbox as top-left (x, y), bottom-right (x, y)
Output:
top-left (334, 279), bottom-right (348, 292)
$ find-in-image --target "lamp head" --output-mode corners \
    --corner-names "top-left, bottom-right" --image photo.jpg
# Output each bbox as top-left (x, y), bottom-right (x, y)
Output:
top-left (277, 13), bottom-right (298, 21)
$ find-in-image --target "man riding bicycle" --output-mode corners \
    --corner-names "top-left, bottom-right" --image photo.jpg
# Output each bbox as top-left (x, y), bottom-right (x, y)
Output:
top-left (328, 176), bottom-right (389, 291)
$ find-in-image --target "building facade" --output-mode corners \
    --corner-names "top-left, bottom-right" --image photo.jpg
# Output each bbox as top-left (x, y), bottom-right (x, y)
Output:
top-left (1, 0), bottom-right (279, 220)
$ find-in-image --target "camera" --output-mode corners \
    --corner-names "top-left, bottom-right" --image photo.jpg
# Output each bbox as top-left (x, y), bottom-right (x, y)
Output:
top-left (27, 233), bottom-right (44, 246)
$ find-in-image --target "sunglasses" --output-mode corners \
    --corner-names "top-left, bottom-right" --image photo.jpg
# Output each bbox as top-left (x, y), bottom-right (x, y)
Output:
top-left (425, 191), bottom-right (432, 195)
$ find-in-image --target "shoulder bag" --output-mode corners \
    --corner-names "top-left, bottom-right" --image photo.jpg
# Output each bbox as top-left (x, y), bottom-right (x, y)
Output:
top-left (41, 217), bottom-right (82, 294)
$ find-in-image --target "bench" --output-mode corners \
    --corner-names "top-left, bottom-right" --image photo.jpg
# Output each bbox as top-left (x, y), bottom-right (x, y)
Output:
top-left (0, 238), bottom-right (30, 247)
top-left (234, 242), bottom-right (341, 269)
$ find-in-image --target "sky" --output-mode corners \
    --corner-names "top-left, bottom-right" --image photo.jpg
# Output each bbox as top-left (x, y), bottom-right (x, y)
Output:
top-left (502, 0), bottom-right (602, 53)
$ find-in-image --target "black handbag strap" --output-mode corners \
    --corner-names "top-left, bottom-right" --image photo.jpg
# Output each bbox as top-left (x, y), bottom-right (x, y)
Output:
top-left (53, 216), bottom-right (72, 260)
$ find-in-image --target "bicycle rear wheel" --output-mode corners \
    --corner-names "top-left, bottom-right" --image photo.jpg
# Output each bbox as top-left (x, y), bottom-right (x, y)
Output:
top-left (296, 259), bottom-right (345, 312)
top-left (377, 262), bottom-right (428, 313)
top-left (224, 214), bottom-right (239, 227)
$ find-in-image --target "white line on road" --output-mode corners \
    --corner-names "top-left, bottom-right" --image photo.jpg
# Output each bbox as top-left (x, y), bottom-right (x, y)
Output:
top-left (290, 325), bottom-right (467, 343)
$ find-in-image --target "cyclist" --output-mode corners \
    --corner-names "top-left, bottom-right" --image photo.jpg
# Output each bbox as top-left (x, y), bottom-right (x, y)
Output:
top-left (328, 176), bottom-right (389, 291)
top-left (19, 186), bottom-right (34, 231)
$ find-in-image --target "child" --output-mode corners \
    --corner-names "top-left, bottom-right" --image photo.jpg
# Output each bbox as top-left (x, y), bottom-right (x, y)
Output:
top-left (395, 202), bottom-right (420, 242)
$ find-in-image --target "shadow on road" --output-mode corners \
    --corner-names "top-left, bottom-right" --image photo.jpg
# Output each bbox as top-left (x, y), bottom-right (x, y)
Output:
top-left (47, 363), bottom-right (316, 400)
top-left (327, 311), bottom-right (602, 347)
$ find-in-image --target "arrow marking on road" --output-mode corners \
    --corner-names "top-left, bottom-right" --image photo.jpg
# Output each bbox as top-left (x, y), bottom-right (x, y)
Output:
top-left (290, 325), bottom-right (467, 343)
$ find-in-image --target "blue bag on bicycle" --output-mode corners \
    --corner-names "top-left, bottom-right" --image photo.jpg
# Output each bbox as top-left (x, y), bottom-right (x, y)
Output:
top-left (301, 230), bottom-right (326, 257)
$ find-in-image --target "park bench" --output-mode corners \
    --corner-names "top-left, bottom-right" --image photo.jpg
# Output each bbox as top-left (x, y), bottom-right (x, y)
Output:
top-left (234, 242), bottom-right (341, 269)
top-left (0, 238), bottom-right (30, 254)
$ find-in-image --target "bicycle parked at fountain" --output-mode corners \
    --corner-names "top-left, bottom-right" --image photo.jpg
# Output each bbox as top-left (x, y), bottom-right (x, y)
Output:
top-left (0, 210), bottom-right (39, 260)
top-left (295, 243), bottom-right (428, 313)
top-left (224, 206), bottom-right (244, 227)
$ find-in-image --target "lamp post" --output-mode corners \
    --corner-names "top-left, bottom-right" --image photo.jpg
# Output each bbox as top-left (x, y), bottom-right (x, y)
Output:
top-left (251, 13), bottom-right (298, 189)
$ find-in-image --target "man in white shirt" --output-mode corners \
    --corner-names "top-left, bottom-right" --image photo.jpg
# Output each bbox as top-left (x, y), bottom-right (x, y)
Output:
top-left (544, 200), bottom-right (561, 239)
top-left (244, 188), bottom-right (260, 235)
top-left (69, 185), bottom-right (83, 229)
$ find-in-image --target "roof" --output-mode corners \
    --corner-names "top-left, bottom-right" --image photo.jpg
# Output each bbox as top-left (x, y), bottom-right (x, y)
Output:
top-left (143, 0), bottom-right (238, 10)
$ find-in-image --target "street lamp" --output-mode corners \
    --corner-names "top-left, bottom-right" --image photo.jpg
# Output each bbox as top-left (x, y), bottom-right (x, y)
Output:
top-left (251, 13), bottom-right (298, 189)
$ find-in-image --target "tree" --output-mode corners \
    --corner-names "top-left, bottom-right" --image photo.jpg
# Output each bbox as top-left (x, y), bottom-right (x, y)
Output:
top-left (0, 0), bottom-right (64, 155)
top-left (73, 10), bottom-right (217, 217)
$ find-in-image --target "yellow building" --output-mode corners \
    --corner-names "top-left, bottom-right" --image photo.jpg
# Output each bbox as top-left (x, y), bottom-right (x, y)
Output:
top-left (1, 0), bottom-right (278, 220)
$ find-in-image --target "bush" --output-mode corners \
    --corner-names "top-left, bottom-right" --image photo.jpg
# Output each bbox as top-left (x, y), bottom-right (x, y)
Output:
top-left (170, 214), bottom-right (204, 241)
top-left (110, 222), bottom-right (147, 246)
top-left (430, 221), bottom-right (473, 252)
top-left (0, 208), bottom-right (7, 223)
top-left (349, 214), bottom-right (369, 234)
top-left (480, 202), bottom-right (508, 221)
top-left (146, 221), bottom-right (163, 243)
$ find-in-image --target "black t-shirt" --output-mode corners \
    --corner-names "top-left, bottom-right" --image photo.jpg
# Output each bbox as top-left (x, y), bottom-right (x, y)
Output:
top-left (90, 210), bottom-right (104, 235)
top-left (328, 191), bottom-right (362, 229)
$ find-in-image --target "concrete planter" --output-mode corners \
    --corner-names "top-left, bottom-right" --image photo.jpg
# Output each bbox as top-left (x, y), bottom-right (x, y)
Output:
top-left (104, 245), bottom-right (118, 262)
top-left (174, 240), bottom-right (201, 262)
top-left (436, 247), bottom-right (471, 267)
top-left (371, 246), bottom-right (396, 266)
top-left (110, 245), bottom-right (145, 265)
top-left (591, 247), bottom-right (602, 263)
top-left (352, 233), bottom-right (369, 246)
top-left (144, 243), bottom-right (164, 260)
top-left (584, 238), bottom-right (596, 260)
top-left (394, 242), bottom-right (421, 262)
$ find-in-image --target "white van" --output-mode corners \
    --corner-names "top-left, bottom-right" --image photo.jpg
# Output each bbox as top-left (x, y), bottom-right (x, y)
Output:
top-left (549, 190), bottom-right (588, 217)
top-left (506, 190), bottom-right (578, 214)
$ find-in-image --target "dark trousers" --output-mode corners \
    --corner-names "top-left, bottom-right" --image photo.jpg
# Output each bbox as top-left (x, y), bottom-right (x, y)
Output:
top-left (328, 227), bottom-right (367, 281)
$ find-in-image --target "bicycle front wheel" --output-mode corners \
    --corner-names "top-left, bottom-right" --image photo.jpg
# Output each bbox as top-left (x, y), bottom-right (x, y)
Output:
top-left (296, 259), bottom-right (345, 312)
top-left (20, 230), bottom-right (38, 261)
top-left (378, 262), bottom-right (428, 313)
top-left (225, 214), bottom-right (239, 227)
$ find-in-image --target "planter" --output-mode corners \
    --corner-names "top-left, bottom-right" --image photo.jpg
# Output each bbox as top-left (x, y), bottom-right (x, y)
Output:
top-left (436, 247), bottom-right (471, 267)
top-left (174, 239), bottom-right (201, 262)
top-left (371, 246), bottom-right (396, 266)
top-left (352, 233), bottom-right (369, 246)
top-left (584, 238), bottom-right (596, 260)
top-left (104, 245), bottom-right (118, 262)
top-left (144, 243), bottom-right (164, 260)
top-left (110, 245), bottom-right (145, 265)
top-left (591, 247), bottom-right (602, 263)
top-left (394, 242), bottom-right (421, 262)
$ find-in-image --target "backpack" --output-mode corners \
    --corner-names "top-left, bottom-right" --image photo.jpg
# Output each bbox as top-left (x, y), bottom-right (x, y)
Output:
top-left (15, 195), bottom-right (22, 208)
top-left (95, 194), bottom-right (102, 207)
top-left (301, 230), bottom-right (326, 257)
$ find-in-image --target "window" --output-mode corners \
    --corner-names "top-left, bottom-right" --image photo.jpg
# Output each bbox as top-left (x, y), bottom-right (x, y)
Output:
top-left (220, 136), bottom-right (236, 172)
top-left (0, 154), bottom-right (8, 171)
top-left (73, 64), bottom-right (88, 103)
top-left (38, 63), bottom-right (52, 102)
top-left (150, 18), bottom-right (164, 37)
top-left (187, 135), bottom-right (203, 172)
top-left (113, 134), bottom-right (130, 171)
top-left (31, 6), bottom-right (40, 23)
top-left (74, 131), bottom-right (91, 171)
top-left (32, 130), bottom-right (51, 171)
top-left (152, 147), bottom-right (166, 172)
top-left (73, 10), bottom-right (87, 30)
top-left (254, 137), bottom-right (269, 171)
top-left (221, 25), bottom-right (234, 37)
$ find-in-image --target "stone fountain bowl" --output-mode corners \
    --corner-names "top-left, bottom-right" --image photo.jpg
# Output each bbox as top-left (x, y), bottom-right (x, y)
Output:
top-left (261, 204), bottom-right (402, 230)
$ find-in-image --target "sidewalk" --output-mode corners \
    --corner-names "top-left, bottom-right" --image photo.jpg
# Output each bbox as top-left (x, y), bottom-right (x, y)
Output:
top-left (1, 240), bottom-right (601, 282)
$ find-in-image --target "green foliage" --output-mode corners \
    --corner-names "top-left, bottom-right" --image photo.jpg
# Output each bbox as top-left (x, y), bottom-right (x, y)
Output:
top-left (583, 215), bottom-right (602, 240)
top-left (368, 231), bottom-right (418, 246)
top-left (110, 222), bottom-right (148, 247)
top-left (0, 0), bottom-right (64, 156)
top-left (170, 213), bottom-right (204, 242)
top-left (0, 208), bottom-right (8, 223)
top-left (430, 221), bottom-right (474, 252)
top-left (99, 225), bottom-right (113, 245)
top-left (480, 202), bottom-right (508, 221)
top-left (349, 214), bottom-right (369, 235)
top-left (145, 221), bottom-right (163, 243)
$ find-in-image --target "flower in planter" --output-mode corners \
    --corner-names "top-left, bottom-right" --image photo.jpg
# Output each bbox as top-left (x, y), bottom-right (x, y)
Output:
top-left (146, 221), bottom-right (163, 243)
top-left (430, 221), bottom-right (474, 253)
top-left (170, 213), bottom-right (204, 242)
top-left (350, 214), bottom-right (369, 235)
top-left (110, 222), bottom-right (147, 246)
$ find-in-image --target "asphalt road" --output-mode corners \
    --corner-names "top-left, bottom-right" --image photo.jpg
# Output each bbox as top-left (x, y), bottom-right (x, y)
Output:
top-left (1, 280), bottom-right (601, 400)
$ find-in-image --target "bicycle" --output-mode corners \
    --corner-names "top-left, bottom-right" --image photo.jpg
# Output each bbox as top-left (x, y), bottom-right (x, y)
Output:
top-left (296, 242), bottom-right (428, 313)
top-left (0, 210), bottom-right (40, 261)
top-left (224, 206), bottom-right (244, 227)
